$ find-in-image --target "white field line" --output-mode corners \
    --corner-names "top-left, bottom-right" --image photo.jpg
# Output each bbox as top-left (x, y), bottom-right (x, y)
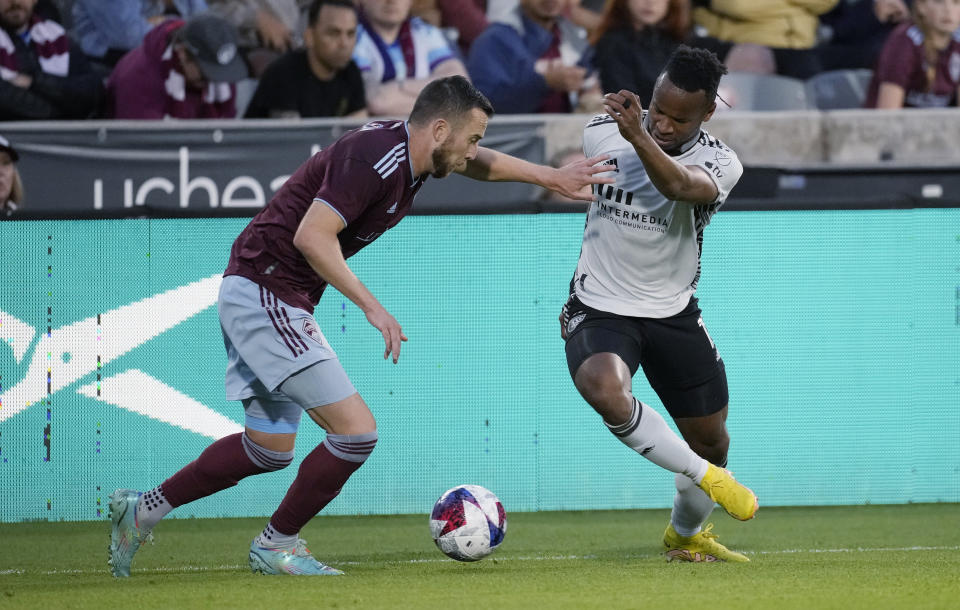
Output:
top-left (1, 545), bottom-right (958, 577)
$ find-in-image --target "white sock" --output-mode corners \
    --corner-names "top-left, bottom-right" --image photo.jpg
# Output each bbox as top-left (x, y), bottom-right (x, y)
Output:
top-left (605, 398), bottom-right (709, 482)
top-left (670, 473), bottom-right (716, 537)
top-left (135, 486), bottom-right (173, 532)
top-left (255, 522), bottom-right (298, 551)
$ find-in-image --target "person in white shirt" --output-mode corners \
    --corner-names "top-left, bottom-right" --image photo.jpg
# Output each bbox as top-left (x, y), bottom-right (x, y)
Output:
top-left (561, 45), bottom-right (758, 563)
top-left (353, 0), bottom-right (468, 116)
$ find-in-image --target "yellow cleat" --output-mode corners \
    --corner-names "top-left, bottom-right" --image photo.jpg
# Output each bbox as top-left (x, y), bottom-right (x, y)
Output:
top-left (663, 523), bottom-right (749, 563)
top-left (698, 464), bottom-right (759, 521)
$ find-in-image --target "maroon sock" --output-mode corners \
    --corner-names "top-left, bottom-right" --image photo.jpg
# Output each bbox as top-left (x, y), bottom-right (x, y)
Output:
top-left (161, 432), bottom-right (268, 508)
top-left (269, 442), bottom-right (365, 535)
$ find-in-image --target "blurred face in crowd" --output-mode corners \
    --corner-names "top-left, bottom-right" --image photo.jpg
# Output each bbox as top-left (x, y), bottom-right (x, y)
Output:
top-left (0, 151), bottom-right (14, 203)
top-left (361, 0), bottom-right (412, 30)
top-left (174, 46), bottom-right (208, 90)
top-left (430, 108), bottom-right (487, 178)
top-left (916, 0), bottom-right (960, 39)
top-left (306, 4), bottom-right (358, 75)
top-left (645, 74), bottom-right (714, 155)
top-left (628, 0), bottom-right (670, 28)
top-left (521, 0), bottom-right (564, 22)
top-left (0, 0), bottom-right (38, 32)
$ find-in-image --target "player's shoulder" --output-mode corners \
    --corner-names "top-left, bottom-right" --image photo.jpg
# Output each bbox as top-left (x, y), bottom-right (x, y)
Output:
top-left (693, 129), bottom-right (738, 157)
top-left (584, 113), bottom-right (617, 130)
top-left (332, 120), bottom-right (409, 179)
top-left (582, 113), bottom-right (623, 155)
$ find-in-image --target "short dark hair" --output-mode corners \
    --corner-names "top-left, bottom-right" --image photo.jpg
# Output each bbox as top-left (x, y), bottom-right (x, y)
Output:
top-left (408, 76), bottom-right (495, 127)
top-left (308, 0), bottom-right (356, 26)
top-left (663, 45), bottom-right (727, 107)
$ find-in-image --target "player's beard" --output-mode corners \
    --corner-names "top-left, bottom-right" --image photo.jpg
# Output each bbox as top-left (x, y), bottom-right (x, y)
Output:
top-left (430, 139), bottom-right (459, 179)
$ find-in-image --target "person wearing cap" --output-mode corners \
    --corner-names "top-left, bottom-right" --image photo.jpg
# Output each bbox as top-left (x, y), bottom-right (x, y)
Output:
top-left (106, 13), bottom-right (249, 119)
top-left (0, 135), bottom-right (24, 216)
top-left (72, 0), bottom-right (210, 74)
top-left (0, 0), bottom-right (103, 120)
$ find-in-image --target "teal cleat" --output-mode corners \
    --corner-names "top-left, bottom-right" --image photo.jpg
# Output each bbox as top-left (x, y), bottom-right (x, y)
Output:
top-left (248, 538), bottom-right (344, 576)
top-left (108, 489), bottom-right (152, 578)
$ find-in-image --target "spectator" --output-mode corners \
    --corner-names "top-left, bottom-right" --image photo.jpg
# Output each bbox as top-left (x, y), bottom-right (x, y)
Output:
top-left (353, 0), bottom-right (468, 116)
top-left (0, 135), bottom-right (23, 216)
top-left (207, 0), bottom-right (307, 75)
top-left (865, 0), bottom-right (960, 108)
top-left (564, 0), bottom-right (604, 34)
top-left (591, 0), bottom-right (692, 106)
top-left (818, 0), bottom-right (911, 71)
top-left (106, 14), bottom-right (248, 119)
top-left (0, 0), bottom-right (103, 120)
top-left (467, 0), bottom-right (597, 114)
top-left (691, 0), bottom-right (840, 79)
top-left (413, 0), bottom-right (488, 56)
top-left (72, 1), bottom-right (209, 74)
top-left (245, 0), bottom-right (366, 118)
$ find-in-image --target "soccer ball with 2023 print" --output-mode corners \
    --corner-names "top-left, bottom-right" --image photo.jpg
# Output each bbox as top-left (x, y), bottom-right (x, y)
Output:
top-left (429, 485), bottom-right (507, 561)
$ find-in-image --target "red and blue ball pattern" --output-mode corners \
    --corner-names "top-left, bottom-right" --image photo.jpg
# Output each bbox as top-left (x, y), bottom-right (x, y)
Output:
top-left (429, 485), bottom-right (506, 561)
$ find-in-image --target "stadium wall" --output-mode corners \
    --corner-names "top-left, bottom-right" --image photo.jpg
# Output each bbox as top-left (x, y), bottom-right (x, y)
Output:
top-left (1, 209), bottom-right (958, 522)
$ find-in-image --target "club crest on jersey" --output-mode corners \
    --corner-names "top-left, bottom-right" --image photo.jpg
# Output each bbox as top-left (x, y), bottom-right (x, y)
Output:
top-left (567, 312), bottom-right (587, 334)
top-left (302, 319), bottom-right (323, 344)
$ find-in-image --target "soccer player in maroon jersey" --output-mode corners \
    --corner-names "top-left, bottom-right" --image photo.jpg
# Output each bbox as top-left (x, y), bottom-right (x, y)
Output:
top-left (108, 75), bottom-right (613, 577)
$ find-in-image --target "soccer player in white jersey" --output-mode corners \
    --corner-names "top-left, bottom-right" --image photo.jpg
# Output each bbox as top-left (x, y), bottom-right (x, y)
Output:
top-left (561, 46), bottom-right (759, 562)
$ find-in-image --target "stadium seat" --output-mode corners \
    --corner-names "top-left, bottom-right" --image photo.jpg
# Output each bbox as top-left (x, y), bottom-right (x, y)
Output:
top-left (805, 69), bottom-right (873, 110)
top-left (716, 72), bottom-right (810, 111)
top-left (234, 78), bottom-right (259, 118)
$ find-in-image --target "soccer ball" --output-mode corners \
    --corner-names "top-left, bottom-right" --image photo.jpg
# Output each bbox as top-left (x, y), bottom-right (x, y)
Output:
top-left (429, 485), bottom-right (507, 562)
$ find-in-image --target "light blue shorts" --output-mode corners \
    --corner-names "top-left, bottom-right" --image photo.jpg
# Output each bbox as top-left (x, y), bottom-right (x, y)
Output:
top-left (219, 275), bottom-right (356, 410)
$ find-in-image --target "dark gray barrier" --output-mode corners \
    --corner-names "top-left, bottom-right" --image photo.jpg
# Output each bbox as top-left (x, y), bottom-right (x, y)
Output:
top-left (3, 118), bottom-right (545, 213)
top-left (4, 118), bottom-right (958, 216)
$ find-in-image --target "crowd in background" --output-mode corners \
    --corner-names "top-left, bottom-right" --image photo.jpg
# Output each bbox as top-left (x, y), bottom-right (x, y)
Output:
top-left (1, 0), bottom-right (959, 121)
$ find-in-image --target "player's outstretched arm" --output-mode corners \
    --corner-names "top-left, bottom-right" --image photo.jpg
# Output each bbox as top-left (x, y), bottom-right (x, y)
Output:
top-left (294, 203), bottom-right (408, 363)
top-left (604, 90), bottom-right (719, 204)
top-left (459, 147), bottom-right (614, 202)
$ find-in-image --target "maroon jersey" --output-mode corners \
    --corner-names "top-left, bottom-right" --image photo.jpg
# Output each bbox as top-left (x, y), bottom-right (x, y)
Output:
top-left (865, 22), bottom-right (960, 108)
top-left (224, 120), bottom-right (427, 312)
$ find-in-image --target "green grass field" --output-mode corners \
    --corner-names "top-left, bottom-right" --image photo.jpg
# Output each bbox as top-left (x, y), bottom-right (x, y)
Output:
top-left (2, 504), bottom-right (958, 609)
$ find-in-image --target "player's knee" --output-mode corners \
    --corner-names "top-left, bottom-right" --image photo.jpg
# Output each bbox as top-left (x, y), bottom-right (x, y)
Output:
top-left (325, 430), bottom-right (378, 465)
top-left (690, 432), bottom-right (729, 466)
top-left (241, 431), bottom-right (295, 472)
top-left (574, 361), bottom-right (632, 421)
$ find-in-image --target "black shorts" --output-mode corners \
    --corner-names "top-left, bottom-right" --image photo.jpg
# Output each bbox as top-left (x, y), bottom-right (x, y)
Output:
top-left (563, 295), bottom-right (728, 418)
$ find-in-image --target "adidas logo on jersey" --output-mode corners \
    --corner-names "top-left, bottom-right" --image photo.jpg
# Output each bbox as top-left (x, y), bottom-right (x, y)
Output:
top-left (600, 158), bottom-right (619, 173)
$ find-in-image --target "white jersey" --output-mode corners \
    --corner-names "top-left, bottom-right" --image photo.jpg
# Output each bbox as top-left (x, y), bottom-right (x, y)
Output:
top-left (574, 114), bottom-right (743, 318)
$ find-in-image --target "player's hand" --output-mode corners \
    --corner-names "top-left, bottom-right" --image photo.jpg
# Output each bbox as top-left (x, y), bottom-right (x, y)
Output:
top-left (604, 90), bottom-right (647, 145)
top-left (256, 10), bottom-right (292, 51)
top-left (548, 154), bottom-right (616, 202)
top-left (365, 306), bottom-right (408, 364)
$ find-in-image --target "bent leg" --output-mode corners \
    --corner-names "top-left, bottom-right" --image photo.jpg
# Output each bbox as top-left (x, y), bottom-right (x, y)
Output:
top-left (264, 361), bottom-right (377, 543)
top-left (572, 351), bottom-right (708, 481)
top-left (142, 392), bottom-right (303, 532)
top-left (669, 408), bottom-right (733, 536)
top-left (674, 406), bottom-right (730, 467)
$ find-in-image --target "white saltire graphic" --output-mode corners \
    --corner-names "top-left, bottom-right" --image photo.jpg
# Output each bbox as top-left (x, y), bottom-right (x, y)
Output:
top-left (0, 274), bottom-right (242, 438)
